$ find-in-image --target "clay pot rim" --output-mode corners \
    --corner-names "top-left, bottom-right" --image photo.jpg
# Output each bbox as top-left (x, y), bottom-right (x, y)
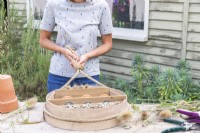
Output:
top-left (0, 74), bottom-right (11, 79)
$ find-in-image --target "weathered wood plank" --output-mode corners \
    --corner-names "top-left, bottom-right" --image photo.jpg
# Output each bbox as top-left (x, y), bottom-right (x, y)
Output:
top-left (180, 0), bottom-right (189, 60)
top-left (149, 29), bottom-right (182, 42)
top-left (99, 39), bottom-right (182, 50)
top-left (8, 0), bottom-right (26, 3)
top-left (186, 51), bottom-right (200, 61)
top-left (109, 39), bottom-right (182, 50)
top-left (9, 3), bottom-right (26, 10)
top-left (188, 23), bottom-right (200, 33)
top-left (8, 9), bottom-right (26, 16)
top-left (100, 62), bottom-right (175, 77)
top-left (150, 20), bottom-right (182, 31)
top-left (112, 40), bottom-right (181, 58)
top-left (100, 56), bottom-right (132, 67)
top-left (150, 0), bottom-right (184, 3)
top-left (102, 51), bottom-right (179, 66)
top-left (100, 63), bottom-right (131, 76)
top-left (101, 71), bottom-right (131, 81)
top-left (102, 49), bottom-right (133, 60)
top-left (143, 39), bottom-right (181, 49)
top-left (187, 60), bottom-right (200, 71)
top-left (189, 70), bottom-right (200, 80)
top-left (187, 42), bottom-right (200, 52)
top-left (149, 11), bottom-right (183, 21)
top-left (189, 13), bottom-right (200, 23)
top-left (189, 4), bottom-right (200, 13)
top-left (190, 0), bottom-right (200, 4)
top-left (150, 2), bottom-right (184, 12)
top-left (187, 32), bottom-right (200, 43)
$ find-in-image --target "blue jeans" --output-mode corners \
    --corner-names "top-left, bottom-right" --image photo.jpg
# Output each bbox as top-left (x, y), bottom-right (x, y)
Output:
top-left (47, 73), bottom-right (99, 93)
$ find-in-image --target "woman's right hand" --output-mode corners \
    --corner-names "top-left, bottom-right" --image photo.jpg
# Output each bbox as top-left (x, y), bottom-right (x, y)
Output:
top-left (60, 48), bottom-right (79, 62)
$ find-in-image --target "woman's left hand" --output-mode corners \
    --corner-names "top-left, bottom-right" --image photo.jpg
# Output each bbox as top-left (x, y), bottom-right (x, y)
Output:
top-left (77, 54), bottom-right (89, 67)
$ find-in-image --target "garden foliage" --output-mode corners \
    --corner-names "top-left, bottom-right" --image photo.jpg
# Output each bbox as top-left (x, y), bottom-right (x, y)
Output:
top-left (0, 1), bottom-right (51, 101)
top-left (100, 54), bottom-right (200, 103)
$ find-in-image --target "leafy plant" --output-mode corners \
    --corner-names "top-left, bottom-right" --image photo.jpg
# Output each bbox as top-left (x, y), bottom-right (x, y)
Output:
top-left (175, 60), bottom-right (194, 99)
top-left (0, 1), bottom-right (23, 74)
top-left (144, 66), bottom-right (161, 100)
top-left (131, 54), bottom-right (149, 98)
top-left (158, 69), bottom-right (182, 101)
top-left (0, 2), bottom-right (51, 101)
top-left (12, 20), bottom-right (51, 101)
top-left (176, 59), bottom-right (191, 71)
top-left (186, 85), bottom-right (200, 100)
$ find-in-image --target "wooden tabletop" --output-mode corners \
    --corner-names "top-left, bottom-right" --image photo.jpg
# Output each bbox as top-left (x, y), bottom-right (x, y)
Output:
top-left (0, 102), bottom-right (197, 133)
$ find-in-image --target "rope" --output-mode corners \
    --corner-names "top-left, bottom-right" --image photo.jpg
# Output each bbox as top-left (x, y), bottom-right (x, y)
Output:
top-left (60, 70), bottom-right (80, 90)
top-left (43, 104), bottom-right (130, 123)
top-left (60, 45), bottom-right (108, 90)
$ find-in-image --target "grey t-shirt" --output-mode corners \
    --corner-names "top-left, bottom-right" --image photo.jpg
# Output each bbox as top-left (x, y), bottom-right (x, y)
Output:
top-left (40, 0), bottom-right (113, 78)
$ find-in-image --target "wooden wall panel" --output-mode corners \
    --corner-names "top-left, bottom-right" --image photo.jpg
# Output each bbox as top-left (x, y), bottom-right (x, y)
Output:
top-left (150, 11), bottom-right (183, 21)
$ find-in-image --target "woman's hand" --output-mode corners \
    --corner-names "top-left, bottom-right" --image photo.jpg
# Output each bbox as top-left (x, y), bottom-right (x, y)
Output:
top-left (77, 54), bottom-right (89, 67)
top-left (70, 54), bottom-right (88, 70)
top-left (61, 48), bottom-right (78, 62)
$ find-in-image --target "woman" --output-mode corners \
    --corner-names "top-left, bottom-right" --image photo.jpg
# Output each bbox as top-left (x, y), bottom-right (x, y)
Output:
top-left (39, 0), bottom-right (113, 93)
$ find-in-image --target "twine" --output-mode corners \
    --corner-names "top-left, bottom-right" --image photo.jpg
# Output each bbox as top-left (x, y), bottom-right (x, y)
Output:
top-left (43, 104), bottom-right (130, 123)
top-left (60, 45), bottom-right (108, 90)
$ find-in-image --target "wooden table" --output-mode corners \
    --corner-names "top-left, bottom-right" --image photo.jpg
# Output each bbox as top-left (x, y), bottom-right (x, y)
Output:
top-left (0, 103), bottom-right (197, 133)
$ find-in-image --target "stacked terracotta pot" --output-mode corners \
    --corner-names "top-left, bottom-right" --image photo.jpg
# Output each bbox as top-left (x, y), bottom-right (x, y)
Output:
top-left (0, 74), bottom-right (18, 113)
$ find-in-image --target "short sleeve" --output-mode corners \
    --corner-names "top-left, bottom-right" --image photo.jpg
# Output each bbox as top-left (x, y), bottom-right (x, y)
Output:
top-left (98, 3), bottom-right (113, 35)
top-left (40, 1), bottom-right (55, 32)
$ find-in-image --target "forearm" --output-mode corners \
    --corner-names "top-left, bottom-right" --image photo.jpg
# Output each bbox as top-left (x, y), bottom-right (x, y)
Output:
top-left (86, 43), bottom-right (112, 59)
top-left (40, 38), bottom-right (64, 54)
top-left (86, 34), bottom-right (112, 59)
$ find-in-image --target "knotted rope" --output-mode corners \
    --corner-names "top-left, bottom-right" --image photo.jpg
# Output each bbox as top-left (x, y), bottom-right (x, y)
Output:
top-left (59, 46), bottom-right (108, 89)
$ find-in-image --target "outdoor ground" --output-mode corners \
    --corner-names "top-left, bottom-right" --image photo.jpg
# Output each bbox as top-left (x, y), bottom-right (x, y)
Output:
top-left (1, 103), bottom-right (199, 133)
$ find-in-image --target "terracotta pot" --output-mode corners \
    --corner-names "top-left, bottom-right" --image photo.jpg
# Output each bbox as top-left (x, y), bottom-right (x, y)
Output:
top-left (0, 74), bottom-right (18, 113)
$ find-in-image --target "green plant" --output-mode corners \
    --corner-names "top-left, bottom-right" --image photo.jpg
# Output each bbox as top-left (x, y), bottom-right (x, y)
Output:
top-left (13, 20), bottom-right (51, 101)
top-left (176, 59), bottom-right (191, 71)
top-left (0, 0), bottom-right (5, 30)
top-left (186, 85), bottom-right (200, 100)
top-left (131, 54), bottom-right (149, 98)
top-left (175, 60), bottom-right (194, 100)
top-left (158, 69), bottom-right (182, 101)
top-left (0, 1), bottom-right (23, 74)
top-left (0, 3), bottom-right (51, 101)
top-left (144, 66), bottom-right (161, 100)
